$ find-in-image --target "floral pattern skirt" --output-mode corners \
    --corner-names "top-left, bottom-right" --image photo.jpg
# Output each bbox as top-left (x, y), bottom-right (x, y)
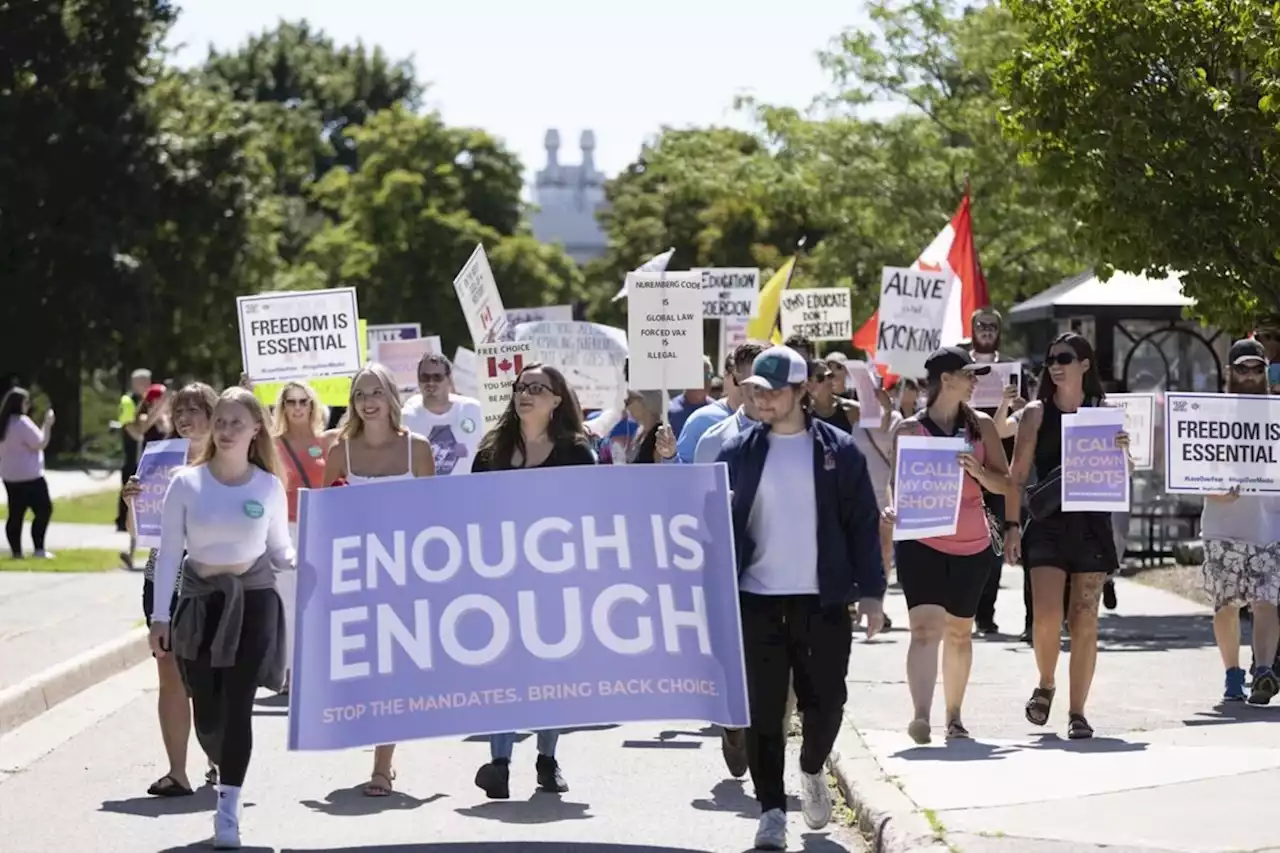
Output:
top-left (1202, 539), bottom-right (1280, 610)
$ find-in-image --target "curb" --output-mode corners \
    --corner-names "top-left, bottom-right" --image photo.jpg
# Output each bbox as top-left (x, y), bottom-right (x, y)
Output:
top-left (827, 724), bottom-right (951, 853)
top-left (0, 626), bottom-right (150, 735)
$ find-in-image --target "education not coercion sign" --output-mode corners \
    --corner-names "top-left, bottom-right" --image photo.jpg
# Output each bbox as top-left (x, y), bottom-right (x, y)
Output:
top-left (237, 287), bottom-right (363, 383)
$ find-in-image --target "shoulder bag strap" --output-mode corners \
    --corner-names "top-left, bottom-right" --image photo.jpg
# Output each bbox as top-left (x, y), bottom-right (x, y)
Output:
top-left (280, 438), bottom-right (314, 489)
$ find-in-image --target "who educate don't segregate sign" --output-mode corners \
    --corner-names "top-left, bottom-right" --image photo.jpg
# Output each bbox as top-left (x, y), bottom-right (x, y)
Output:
top-left (237, 287), bottom-right (363, 383)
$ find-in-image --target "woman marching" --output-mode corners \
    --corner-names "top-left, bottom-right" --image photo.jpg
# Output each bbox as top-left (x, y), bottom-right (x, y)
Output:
top-left (1005, 333), bottom-right (1129, 740)
top-left (884, 347), bottom-right (1011, 743)
top-left (471, 363), bottom-right (599, 799)
top-left (271, 381), bottom-right (337, 693)
top-left (322, 364), bottom-right (435, 798)
top-left (123, 383), bottom-right (219, 798)
top-left (148, 386), bottom-right (293, 848)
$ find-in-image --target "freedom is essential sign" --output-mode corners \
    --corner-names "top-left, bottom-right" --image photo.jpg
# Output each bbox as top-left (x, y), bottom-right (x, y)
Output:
top-left (288, 465), bottom-right (749, 750)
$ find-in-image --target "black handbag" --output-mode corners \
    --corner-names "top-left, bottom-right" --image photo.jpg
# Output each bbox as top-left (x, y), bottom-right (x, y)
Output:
top-left (1026, 466), bottom-right (1062, 521)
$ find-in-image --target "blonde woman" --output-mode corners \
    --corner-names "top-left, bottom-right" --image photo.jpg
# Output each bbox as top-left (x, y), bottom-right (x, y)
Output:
top-left (122, 383), bottom-right (219, 798)
top-left (148, 387), bottom-right (292, 849)
top-left (322, 363), bottom-right (434, 797)
top-left (271, 381), bottom-right (337, 693)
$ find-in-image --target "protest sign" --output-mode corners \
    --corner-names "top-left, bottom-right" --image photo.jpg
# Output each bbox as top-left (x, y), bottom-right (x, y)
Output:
top-left (237, 287), bottom-right (362, 383)
top-left (366, 323), bottom-right (422, 352)
top-left (288, 465), bottom-right (749, 751)
top-left (252, 321), bottom-right (368, 408)
top-left (474, 341), bottom-right (536, 433)
top-left (452, 347), bottom-right (479, 398)
top-left (695, 268), bottom-right (759, 319)
top-left (779, 288), bottom-right (853, 342)
top-left (514, 321), bottom-right (627, 411)
top-left (718, 318), bottom-right (749, 357)
top-left (875, 267), bottom-right (954, 377)
top-left (453, 243), bottom-right (507, 345)
top-left (1164, 392), bottom-right (1280, 493)
top-left (625, 272), bottom-right (704, 391)
top-left (504, 305), bottom-right (573, 334)
top-left (970, 362), bottom-right (1021, 410)
top-left (374, 337), bottom-right (443, 395)
top-left (133, 439), bottom-right (189, 548)
top-left (1106, 393), bottom-right (1156, 471)
top-left (848, 362), bottom-right (883, 428)
top-left (892, 436), bottom-right (966, 540)
top-left (1061, 408), bottom-right (1130, 511)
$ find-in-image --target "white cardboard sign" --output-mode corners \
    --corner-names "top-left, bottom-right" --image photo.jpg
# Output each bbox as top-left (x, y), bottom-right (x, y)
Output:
top-left (625, 272), bottom-right (705, 391)
top-left (1164, 392), bottom-right (1280, 493)
top-left (513, 321), bottom-right (627, 411)
top-left (1106, 393), bottom-right (1156, 471)
top-left (970, 362), bottom-right (1022, 410)
top-left (875, 267), bottom-right (954, 377)
top-left (373, 337), bottom-right (443, 395)
top-left (475, 341), bottom-right (536, 433)
top-left (453, 244), bottom-right (507, 345)
top-left (236, 287), bottom-right (362, 383)
top-left (451, 346), bottom-right (479, 398)
top-left (695, 268), bottom-right (759, 319)
top-left (779, 288), bottom-right (853, 342)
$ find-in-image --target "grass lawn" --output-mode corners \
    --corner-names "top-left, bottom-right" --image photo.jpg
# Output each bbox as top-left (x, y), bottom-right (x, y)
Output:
top-left (0, 548), bottom-right (123, 572)
top-left (0, 489), bottom-right (117, 525)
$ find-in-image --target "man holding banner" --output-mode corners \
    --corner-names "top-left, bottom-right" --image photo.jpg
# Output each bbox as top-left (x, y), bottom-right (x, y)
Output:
top-left (716, 345), bottom-right (886, 851)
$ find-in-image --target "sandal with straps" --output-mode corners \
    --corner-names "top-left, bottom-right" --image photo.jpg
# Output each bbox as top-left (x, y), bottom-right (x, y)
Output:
top-left (945, 719), bottom-right (971, 740)
top-left (1067, 713), bottom-right (1094, 740)
top-left (1025, 686), bottom-right (1055, 727)
top-left (363, 770), bottom-right (396, 797)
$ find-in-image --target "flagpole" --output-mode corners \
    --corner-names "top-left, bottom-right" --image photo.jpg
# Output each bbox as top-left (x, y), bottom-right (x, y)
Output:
top-left (772, 236), bottom-right (807, 343)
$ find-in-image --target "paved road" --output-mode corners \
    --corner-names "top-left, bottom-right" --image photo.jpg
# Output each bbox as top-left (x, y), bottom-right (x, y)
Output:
top-left (0, 570), bottom-right (142, 691)
top-left (0, 663), bottom-right (865, 853)
top-left (0, 469), bottom-right (119, 505)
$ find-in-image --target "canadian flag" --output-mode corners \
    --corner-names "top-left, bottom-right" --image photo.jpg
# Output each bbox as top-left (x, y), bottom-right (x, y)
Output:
top-left (486, 353), bottom-right (524, 378)
top-left (853, 189), bottom-right (990, 381)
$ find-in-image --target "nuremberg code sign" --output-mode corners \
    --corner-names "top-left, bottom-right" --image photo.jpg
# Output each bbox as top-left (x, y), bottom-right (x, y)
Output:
top-left (626, 272), bottom-right (704, 390)
top-left (1164, 392), bottom-right (1280, 493)
top-left (695, 268), bottom-right (759, 319)
top-left (779, 288), bottom-right (853, 341)
top-left (453, 244), bottom-right (507, 346)
top-left (237, 287), bottom-right (362, 383)
top-left (875, 266), bottom-right (954, 378)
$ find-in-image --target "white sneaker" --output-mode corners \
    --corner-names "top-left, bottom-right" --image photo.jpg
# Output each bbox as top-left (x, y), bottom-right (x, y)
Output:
top-left (212, 804), bottom-right (240, 849)
top-left (800, 770), bottom-right (833, 829)
top-left (32, 550), bottom-right (55, 559)
top-left (754, 808), bottom-right (787, 850)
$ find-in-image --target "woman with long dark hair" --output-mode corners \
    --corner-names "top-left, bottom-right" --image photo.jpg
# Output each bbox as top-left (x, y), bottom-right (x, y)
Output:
top-left (148, 387), bottom-right (292, 848)
top-left (884, 348), bottom-right (1011, 742)
top-left (0, 387), bottom-right (55, 559)
top-left (471, 363), bottom-right (595, 799)
top-left (1004, 334), bottom-right (1129, 740)
top-left (617, 390), bottom-right (676, 464)
top-left (123, 382), bottom-right (219, 798)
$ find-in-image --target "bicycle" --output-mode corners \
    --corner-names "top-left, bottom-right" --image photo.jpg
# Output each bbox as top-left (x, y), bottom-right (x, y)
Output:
top-left (78, 420), bottom-right (124, 480)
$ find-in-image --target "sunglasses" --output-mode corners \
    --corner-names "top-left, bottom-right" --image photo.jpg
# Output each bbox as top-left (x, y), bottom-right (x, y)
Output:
top-left (1233, 362), bottom-right (1266, 375)
top-left (419, 372), bottom-right (449, 384)
top-left (283, 397), bottom-right (310, 407)
top-left (974, 321), bottom-right (1000, 332)
top-left (513, 382), bottom-right (552, 396)
top-left (1046, 352), bottom-right (1080, 366)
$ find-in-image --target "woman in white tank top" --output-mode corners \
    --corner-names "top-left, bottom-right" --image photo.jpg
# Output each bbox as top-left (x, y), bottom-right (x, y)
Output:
top-left (321, 363), bottom-right (434, 797)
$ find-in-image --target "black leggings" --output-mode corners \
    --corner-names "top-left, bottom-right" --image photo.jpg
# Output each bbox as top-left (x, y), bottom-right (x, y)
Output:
top-left (177, 588), bottom-right (277, 788)
top-left (4, 477), bottom-right (52, 557)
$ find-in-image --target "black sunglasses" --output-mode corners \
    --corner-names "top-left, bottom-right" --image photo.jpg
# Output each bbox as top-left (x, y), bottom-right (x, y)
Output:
top-left (513, 381), bottom-right (552, 396)
top-left (1233, 362), bottom-right (1266, 375)
top-left (1046, 352), bottom-right (1080, 366)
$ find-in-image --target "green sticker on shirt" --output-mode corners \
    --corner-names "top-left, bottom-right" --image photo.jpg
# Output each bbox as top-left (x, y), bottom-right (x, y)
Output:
top-left (307, 445), bottom-right (323, 458)
top-left (242, 500), bottom-right (264, 519)
top-left (460, 418), bottom-right (477, 434)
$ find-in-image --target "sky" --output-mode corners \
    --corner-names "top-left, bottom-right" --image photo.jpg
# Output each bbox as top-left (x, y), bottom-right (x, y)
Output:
top-left (165, 0), bottom-right (873, 182)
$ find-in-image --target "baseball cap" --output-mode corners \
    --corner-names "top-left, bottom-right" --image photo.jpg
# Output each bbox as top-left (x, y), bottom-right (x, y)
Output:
top-left (743, 346), bottom-right (809, 391)
top-left (972, 307), bottom-right (1003, 326)
top-left (824, 351), bottom-right (849, 365)
top-left (144, 383), bottom-right (167, 404)
top-left (1229, 338), bottom-right (1268, 365)
top-left (925, 346), bottom-right (992, 378)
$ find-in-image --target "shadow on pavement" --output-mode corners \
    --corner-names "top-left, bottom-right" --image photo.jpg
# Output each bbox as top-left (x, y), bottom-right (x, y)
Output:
top-left (1095, 613), bottom-right (1215, 652)
top-left (300, 785), bottom-right (444, 816)
top-left (453, 796), bottom-right (592, 824)
top-left (100, 785), bottom-right (237, 817)
top-left (280, 845), bottom-right (724, 852)
top-left (890, 740), bottom-right (1019, 762)
top-left (1184, 701), bottom-right (1280, 727)
top-left (688, 778), bottom-right (799, 817)
top-left (1025, 733), bottom-right (1149, 754)
top-left (460, 724), bottom-right (620, 745)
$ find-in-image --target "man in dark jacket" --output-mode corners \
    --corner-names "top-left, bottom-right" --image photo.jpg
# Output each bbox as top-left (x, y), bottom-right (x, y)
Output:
top-left (716, 344), bottom-right (886, 851)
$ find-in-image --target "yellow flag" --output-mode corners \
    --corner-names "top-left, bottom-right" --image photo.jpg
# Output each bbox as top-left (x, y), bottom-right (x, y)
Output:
top-left (745, 257), bottom-right (795, 345)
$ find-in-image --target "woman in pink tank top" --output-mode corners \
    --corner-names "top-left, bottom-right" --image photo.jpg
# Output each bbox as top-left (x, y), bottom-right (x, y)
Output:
top-left (884, 347), bottom-right (1012, 744)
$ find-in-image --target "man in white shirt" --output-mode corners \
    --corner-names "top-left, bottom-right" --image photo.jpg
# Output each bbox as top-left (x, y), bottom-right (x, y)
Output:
top-left (401, 353), bottom-right (483, 476)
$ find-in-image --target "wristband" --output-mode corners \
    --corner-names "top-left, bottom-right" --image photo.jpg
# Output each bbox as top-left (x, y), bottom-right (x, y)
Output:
top-left (1003, 520), bottom-right (1021, 532)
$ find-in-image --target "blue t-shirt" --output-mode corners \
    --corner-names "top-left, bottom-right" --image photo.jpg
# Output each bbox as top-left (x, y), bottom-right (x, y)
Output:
top-left (676, 399), bottom-right (732, 463)
top-left (668, 393), bottom-right (711, 438)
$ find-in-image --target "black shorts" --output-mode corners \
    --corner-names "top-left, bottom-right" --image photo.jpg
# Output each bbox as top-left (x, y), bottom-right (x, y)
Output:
top-left (894, 539), bottom-right (994, 619)
top-left (141, 579), bottom-right (177, 629)
top-left (1022, 512), bottom-right (1117, 575)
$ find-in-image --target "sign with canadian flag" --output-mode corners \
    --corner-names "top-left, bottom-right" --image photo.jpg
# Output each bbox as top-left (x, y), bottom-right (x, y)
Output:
top-left (475, 340), bottom-right (536, 433)
top-left (453, 243), bottom-right (507, 346)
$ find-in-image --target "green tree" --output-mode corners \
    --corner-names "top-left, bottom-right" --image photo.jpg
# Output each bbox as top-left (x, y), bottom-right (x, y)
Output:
top-left (998, 0), bottom-right (1280, 329)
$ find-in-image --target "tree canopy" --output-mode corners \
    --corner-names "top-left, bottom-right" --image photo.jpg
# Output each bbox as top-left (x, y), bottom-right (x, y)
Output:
top-left (998, 0), bottom-right (1280, 329)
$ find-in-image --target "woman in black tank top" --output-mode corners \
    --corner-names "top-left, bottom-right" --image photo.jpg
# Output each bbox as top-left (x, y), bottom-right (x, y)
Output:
top-left (1004, 334), bottom-right (1130, 740)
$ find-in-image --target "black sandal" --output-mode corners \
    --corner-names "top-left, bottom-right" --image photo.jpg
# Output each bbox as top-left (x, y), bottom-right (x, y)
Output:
top-left (147, 774), bottom-right (194, 797)
top-left (205, 764), bottom-right (218, 786)
top-left (1025, 686), bottom-right (1055, 726)
top-left (1068, 713), bottom-right (1094, 740)
top-left (945, 719), bottom-right (971, 740)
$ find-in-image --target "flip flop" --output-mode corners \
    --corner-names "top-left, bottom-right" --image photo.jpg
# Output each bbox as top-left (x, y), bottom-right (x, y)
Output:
top-left (147, 774), bottom-right (194, 797)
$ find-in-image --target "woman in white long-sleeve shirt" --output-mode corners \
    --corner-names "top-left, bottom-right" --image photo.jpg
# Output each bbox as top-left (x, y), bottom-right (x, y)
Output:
top-left (148, 386), bottom-right (293, 850)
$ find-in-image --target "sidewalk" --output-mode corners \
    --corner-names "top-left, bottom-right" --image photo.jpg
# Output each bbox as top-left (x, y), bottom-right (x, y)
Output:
top-left (835, 574), bottom-right (1280, 853)
top-left (0, 469), bottom-right (118, 505)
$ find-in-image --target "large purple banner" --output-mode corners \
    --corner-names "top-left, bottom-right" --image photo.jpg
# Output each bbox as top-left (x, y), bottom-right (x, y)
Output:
top-left (288, 465), bottom-right (748, 751)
